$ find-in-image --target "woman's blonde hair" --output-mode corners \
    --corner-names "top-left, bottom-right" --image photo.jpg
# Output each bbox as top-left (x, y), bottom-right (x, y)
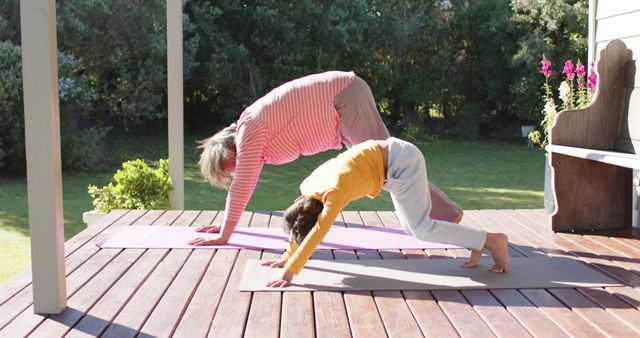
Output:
top-left (198, 123), bottom-right (237, 189)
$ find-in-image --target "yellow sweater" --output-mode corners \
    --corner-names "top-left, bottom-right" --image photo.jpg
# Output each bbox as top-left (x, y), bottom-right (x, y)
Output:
top-left (283, 141), bottom-right (386, 275)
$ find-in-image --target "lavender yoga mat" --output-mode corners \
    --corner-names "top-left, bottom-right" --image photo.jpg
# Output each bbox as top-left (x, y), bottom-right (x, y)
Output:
top-left (96, 226), bottom-right (460, 250)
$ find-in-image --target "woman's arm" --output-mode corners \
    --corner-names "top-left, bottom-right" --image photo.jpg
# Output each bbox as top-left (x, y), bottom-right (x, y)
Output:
top-left (191, 122), bottom-right (269, 245)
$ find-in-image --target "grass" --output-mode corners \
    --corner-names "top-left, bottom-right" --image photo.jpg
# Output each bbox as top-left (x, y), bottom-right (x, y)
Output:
top-left (0, 133), bottom-right (546, 283)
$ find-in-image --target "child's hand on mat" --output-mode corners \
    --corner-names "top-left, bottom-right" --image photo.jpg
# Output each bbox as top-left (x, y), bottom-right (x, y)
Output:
top-left (187, 235), bottom-right (228, 246)
top-left (261, 259), bottom-right (287, 268)
top-left (266, 269), bottom-right (293, 288)
top-left (195, 225), bottom-right (221, 233)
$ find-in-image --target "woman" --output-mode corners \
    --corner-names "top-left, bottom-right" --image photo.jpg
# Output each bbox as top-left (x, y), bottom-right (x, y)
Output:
top-left (192, 71), bottom-right (462, 245)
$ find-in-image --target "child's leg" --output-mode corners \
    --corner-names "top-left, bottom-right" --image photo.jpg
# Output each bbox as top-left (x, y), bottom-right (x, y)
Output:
top-left (383, 138), bottom-right (509, 272)
top-left (461, 233), bottom-right (509, 272)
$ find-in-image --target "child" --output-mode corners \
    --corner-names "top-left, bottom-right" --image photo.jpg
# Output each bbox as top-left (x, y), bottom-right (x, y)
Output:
top-left (262, 137), bottom-right (509, 288)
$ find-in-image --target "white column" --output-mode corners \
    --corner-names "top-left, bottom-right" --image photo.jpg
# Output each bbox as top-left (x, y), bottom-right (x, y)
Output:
top-left (20, 0), bottom-right (66, 313)
top-left (167, 0), bottom-right (184, 209)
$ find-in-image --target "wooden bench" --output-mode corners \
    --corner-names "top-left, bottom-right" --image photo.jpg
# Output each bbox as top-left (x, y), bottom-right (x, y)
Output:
top-left (547, 39), bottom-right (639, 232)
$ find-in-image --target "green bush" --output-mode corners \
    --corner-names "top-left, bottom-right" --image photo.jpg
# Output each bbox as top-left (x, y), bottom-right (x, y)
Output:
top-left (0, 40), bottom-right (107, 175)
top-left (87, 159), bottom-right (173, 213)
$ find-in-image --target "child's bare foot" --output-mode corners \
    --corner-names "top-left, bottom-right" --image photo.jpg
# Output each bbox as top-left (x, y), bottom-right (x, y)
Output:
top-left (484, 233), bottom-right (510, 272)
top-left (460, 249), bottom-right (482, 268)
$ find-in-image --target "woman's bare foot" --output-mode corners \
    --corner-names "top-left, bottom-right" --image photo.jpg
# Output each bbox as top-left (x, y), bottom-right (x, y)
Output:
top-left (460, 249), bottom-right (482, 268)
top-left (484, 233), bottom-right (510, 272)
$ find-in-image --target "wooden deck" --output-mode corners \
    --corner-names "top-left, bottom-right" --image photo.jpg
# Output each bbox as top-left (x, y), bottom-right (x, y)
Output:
top-left (1, 209), bottom-right (640, 337)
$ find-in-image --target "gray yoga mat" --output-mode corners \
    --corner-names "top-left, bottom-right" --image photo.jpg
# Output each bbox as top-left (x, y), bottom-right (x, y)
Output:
top-left (239, 257), bottom-right (621, 291)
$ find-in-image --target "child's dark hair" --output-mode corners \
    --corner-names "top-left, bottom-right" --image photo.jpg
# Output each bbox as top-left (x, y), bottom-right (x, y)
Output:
top-left (283, 196), bottom-right (324, 244)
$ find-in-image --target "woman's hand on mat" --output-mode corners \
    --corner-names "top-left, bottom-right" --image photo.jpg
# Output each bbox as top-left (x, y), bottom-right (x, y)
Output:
top-left (265, 269), bottom-right (293, 288)
top-left (261, 259), bottom-right (287, 268)
top-left (195, 225), bottom-right (221, 233)
top-left (187, 235), bottom-right (228, 246)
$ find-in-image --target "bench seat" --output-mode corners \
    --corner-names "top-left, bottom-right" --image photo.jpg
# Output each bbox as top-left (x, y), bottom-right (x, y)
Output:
top-left (546, 145), bottom-right (640, 169)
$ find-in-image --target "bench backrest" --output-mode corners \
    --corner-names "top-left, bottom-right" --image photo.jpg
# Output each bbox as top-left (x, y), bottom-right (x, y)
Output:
top-left (615, 60), bottom-right (639, 154)
top-left (550, 40), bottom-right (634, 151)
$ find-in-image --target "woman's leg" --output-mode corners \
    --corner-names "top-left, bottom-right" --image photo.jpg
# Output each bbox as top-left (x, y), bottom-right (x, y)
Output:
top-left (333, 76), bottom-right (464, 223)
top-left (333, 76), bottom-right (389, 148)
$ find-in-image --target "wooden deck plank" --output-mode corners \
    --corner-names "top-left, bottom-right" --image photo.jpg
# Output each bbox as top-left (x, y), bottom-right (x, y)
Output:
top-left (519, 288), bottom-right (607, 337)
top-left (344, 291), bottom-right (387, 338)
top-left (549, 288), bottom-right (640, 335)
top-left (461, 290), bottom-right (532, 338)
top-left (339, 211), bottom-right (387, 338)
top-left (403, 291), bottom-right (460, 337)
top-left (0, 210), bottom-right (128, 308)
top-left (29, 249), bottom-right (147, 337)
top-left (138, 249), bottom-right (212, 337)
top-left (376, 210), bottom-right (462, 337)
top-left (207, 211), bottom-right (262, 338)
top-left (373, 291), bottom-right (425, 338)
top-left (281, 292), bottom-right (315, 338)
top-left (559, 231), bottom-right (640, 277)
top-left (459, 210), bottom-right (555, 338)
top-left (0, 210), bottom-right (145, 332)
top-left (490, 210), bottom-right (637, 332)
top-left (502, 210), bottom-right (637, 287)
top-left (99, 210), bottom-right (190, 338)
top-left (62, 210), bottom-right (156, 279)
top-left (173, 211), bottom-right (235, 338)
top-left (309, 211), bottom-right (352, 338)
top-left (3, 209), bottom-right (640, 337)
top-left (0, 248), bottom-right (125, 337)
top-left (494, 210), bottom-right (640, 334)
top-left (313, 291), bottom-right (352, 338)
top-left (359, 211), bottom-right (424, 337)
top-left (512, 210), bottom-right (640, 287)
top-left (605, 286), bottom-right (640, 309)
top-left (431, 290), bottom-right (496, 338)
top-left (490, 289), bottom-right (569, 338)
top-left (138, 211), bottom-right (218, 337)
top-left (0, 210), bottom-right (154, 336)
top-left (245, 211), bottom-right (281, 338)
top-left (65, 249), bottom-right (168, 338)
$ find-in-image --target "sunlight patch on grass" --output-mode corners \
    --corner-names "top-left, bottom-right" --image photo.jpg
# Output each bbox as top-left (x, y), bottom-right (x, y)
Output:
top-left (0, 227), bottom-right (31, 284)
top-left (452, 186), bottom-right (544, 197)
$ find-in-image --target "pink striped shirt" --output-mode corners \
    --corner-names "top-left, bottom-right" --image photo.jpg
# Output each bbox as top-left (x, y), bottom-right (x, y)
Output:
top-left (223, 71), bottom-right (356, 230)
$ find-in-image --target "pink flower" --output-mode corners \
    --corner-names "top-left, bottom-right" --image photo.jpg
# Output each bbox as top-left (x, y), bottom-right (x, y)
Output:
top-left (575, 60), bottom-right (586, 88)
top-left (575, 60), bottom-right (586, 78)
top-left (587, 62), bottom-right (597, 90)
top-left (540, 55), bottom-right (553, 79)
top-left (563, 60), bottom-right (575, 80)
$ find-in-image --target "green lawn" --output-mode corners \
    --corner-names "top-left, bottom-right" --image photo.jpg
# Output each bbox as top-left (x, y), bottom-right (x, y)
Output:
top-left (0, 134), bottom-right (546, 283)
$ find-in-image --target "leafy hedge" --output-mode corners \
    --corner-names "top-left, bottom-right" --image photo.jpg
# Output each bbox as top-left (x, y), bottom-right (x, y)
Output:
top-left (0, 0), bottom-right (587, 175)
top-left (0, 41), bottom-right (108, 175)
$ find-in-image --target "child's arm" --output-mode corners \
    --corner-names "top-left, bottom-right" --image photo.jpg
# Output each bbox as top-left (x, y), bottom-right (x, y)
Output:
top-left (266, 191), bottom-right (346, 286)
top-left (262, 242), bottom-right (299, 267)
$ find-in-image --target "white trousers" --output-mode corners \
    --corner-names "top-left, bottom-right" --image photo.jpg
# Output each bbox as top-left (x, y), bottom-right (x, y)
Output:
top-left (383, 138), bottom-right (486, 251)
